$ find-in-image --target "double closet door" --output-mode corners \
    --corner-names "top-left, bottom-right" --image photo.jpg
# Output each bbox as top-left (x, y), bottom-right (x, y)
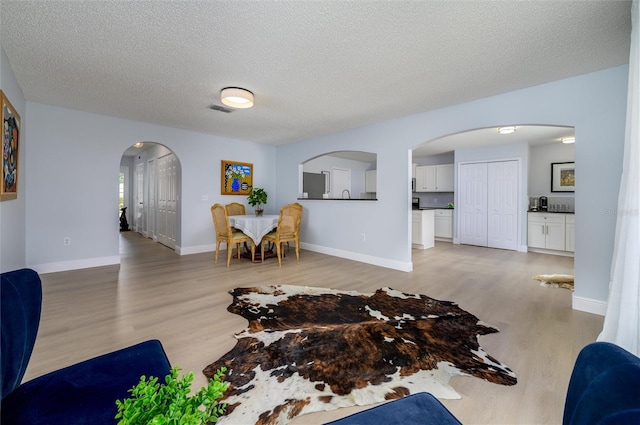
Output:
top-left (459, 160), bottom-right (519, 251)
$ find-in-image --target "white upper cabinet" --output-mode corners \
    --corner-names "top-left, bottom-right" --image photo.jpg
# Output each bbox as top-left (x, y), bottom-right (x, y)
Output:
top-left (435, 164), bottom-right (454, 192)
top-left (415, 164), bottom-right (454, 192)
top-left (365, 169), bottom-right (377, 193)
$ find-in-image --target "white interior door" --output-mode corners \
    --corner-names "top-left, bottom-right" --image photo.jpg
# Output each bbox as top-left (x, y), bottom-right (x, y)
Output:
top-left (147, 159), bottom-right (156, 240)
top-left (135, 162), bottom-right (144, 233)
top-left (487, 161), bottom-right (519, 250)
top-left (459, 163), bottom-right (488, 246)
top-left (157, 154), bottom-right (177, 249)
top-left (332, 167), bottom-right (351, 199)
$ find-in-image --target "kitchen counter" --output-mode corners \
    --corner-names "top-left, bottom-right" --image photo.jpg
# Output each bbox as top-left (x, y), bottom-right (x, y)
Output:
top-left (418, 207), bottom-right (454, 210)
top-left (300, 197), bottom-right (377, 201)
top-left (528, 210), bottom-right (574, 214)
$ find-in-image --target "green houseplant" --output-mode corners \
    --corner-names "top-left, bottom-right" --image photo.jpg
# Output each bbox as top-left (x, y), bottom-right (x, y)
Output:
top-left (247, 187), bottom-right (268, 216)
top-left (115, 366), bottom-right (228, 425)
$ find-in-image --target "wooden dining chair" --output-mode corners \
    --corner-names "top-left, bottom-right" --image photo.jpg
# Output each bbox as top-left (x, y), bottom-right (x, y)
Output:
top-left (211, 204), bottom-right (255, 267)
top-left (263, 203), bottom-right (303, 266)
top-left (225, 202), bottom-right (245, 216)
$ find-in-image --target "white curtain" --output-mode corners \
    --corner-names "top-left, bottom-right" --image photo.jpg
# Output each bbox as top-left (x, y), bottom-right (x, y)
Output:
top-left (598, 0), bottom-right (640, 356)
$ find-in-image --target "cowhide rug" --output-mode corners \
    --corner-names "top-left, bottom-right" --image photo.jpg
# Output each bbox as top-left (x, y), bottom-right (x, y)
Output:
top-left (203, 285), bottom-right (517, 425)
top-left (533, 274), bottom-right (574, 291)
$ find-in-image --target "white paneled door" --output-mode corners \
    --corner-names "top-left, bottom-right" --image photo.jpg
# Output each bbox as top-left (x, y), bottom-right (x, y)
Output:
top-left (157, 153), bottom-right (177, 249)
top-left (135, 162), bottom-right (144, 233)
top-left (147, 159), bottom-right (155, 240)
top-left (459, 160), bottom-right (519, 250)
top-left (487, 161), bottom-right (519, 250)
top-left (459, 163), bottom-right (488, 246)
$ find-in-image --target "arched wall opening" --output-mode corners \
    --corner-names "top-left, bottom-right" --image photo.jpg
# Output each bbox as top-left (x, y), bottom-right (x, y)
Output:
top-left (410, 123), bottom-right (575, 255)
top-left (120, 141), bottom-right (182, 251)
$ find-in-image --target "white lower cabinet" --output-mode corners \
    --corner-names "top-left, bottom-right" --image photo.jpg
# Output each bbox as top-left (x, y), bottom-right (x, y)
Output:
top-left (527, 212), bottom-right (574, 253)
top-left (434, 209), bottom-right (453, 239)
top-left (565, 215), bottom-right (575, 252)
top-left (412, 210), bottom-right (435, 249)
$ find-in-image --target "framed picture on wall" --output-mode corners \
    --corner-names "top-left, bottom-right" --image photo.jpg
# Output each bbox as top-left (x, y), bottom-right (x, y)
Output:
top-left (551, 162), bottom-right (575, 192)
top-left (221, 160), bottom-right (253, 195)
top-left (1, 90), bottom-right (20, 201)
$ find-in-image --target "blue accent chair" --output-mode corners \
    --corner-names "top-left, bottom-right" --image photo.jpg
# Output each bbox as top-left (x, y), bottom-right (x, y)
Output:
top-left (326, 343), bottom-right (640, 425)
top-left (1, 268), bottom-right (172, 424)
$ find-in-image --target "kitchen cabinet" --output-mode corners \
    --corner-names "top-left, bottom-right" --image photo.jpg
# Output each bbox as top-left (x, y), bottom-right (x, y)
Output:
top-left (527, 212), bottom-right (566, 251)
top-left (415, 164), bottom-right (454, 192)
top-left (565, 214), bottom-right (575, 252)
top-left (435, 164), bottom-right (454, 192)
top-left (434, 209), bottom-right (453, 239)
top-left (365, 170), bottom-right (377, 193)
top-left (412, 210), bottom-right (435, 249)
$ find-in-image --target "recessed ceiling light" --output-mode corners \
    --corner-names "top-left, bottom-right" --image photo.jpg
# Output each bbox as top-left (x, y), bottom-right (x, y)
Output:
top-left (561, 137), bottom-right (575, 144)
top-left (221, 87), bottom-right (254, 109)
top-left (498, 126), bottom-right (516, 135)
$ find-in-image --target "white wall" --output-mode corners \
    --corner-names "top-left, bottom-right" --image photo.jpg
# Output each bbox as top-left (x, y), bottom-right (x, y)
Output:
top-left (0, 47), bottom-right (27, 272)
top-left (24, 103), bottom-right (276, 272)
top-left (276, 65), bottom-right (628, 310)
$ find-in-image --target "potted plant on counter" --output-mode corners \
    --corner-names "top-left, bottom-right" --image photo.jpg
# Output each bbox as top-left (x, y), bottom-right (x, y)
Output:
top-left (247, 187), bottom-right (268, 216)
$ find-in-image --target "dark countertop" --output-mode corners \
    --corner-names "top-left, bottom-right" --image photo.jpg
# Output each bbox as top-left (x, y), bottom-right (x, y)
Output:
top-left (299, 197), bottom-right (377, 201)
top-left (418, 207), bottom-right (454, 210)
top-left (528, 209), bottom-right (574, 214)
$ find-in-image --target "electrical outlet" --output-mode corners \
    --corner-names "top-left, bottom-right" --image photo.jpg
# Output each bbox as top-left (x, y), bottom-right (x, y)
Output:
top-left (63, 237), bottom-right (71, 246)
top-left (361, 233), bottom-right (366, 242)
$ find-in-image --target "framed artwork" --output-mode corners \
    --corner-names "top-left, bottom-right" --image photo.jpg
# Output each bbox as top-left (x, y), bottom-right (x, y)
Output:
top-left (551, 162), bottom-right (575, 193)
top-left (221, 160), bottom-right (253, 195)
top-left (1, 90), bottom-right (20, 201)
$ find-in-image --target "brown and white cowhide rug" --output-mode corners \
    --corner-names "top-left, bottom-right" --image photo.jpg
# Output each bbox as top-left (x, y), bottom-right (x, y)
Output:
top-left (533, 274), bottom-right (575, 291)
top-left (203, 285), bottom-right (517, 425)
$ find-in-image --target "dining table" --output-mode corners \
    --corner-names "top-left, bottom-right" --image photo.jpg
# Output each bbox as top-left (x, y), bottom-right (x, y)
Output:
top-left (228, 214), bottom-right (279, 262)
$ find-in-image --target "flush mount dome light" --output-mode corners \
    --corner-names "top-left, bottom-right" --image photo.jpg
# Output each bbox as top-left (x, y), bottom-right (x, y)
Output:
top-left (498, 126), bottom-right (516, 135)
top-left (221, 87), bottom-right (254, 109)
top-left (562, 137), bottom-right (575, 144)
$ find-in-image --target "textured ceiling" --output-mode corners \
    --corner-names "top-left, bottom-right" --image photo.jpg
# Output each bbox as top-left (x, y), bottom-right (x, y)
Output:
top-left (0, 1), bottom-right (631, 146)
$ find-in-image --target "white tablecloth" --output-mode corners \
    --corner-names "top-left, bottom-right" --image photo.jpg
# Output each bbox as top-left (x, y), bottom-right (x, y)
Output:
top-left (229, 214), bottom-right (279, 245)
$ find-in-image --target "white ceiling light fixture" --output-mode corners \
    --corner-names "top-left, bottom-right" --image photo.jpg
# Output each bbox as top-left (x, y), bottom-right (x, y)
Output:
top-left (498, 126), bottom-right (516, 135)
top-left (561, 137), bottom-right (575, 144)
top-left (220, 87), bottom-right (254, 109)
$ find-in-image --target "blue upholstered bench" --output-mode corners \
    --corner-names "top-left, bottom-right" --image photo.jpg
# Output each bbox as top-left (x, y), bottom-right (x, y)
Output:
top-left (1, 268), bottom-right (172, 424)
top-left (326, 342), bottom-right (640, 425)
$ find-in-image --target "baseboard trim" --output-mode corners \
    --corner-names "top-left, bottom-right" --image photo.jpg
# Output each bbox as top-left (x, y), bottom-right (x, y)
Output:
top-left (178, 243), bottom-right (216, 255)
top-left (30, 255), bottom-right (121, 275)
top-left (572, 295), bottom-right (607, 316)
top-left (300, 242), bottom-right (412, 272)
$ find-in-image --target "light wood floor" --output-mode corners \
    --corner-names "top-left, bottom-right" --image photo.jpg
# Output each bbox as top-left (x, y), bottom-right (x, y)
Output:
top-left (25, 232), bottom-right (603, 424)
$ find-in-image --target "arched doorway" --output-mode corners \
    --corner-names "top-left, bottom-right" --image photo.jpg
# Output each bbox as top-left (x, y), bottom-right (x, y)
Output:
top-left (120, 142), bottom-right (181, 250)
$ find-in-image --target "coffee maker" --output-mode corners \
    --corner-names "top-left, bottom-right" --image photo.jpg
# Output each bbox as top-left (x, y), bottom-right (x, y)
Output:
top-left (539, 196), bottom-right (548, 211)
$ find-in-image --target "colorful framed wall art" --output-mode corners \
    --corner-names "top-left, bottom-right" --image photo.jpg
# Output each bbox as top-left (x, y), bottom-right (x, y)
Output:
top-left (221, 160), bottom-right (253, 195)
top-left (1, 90), bottom-right (20, 201)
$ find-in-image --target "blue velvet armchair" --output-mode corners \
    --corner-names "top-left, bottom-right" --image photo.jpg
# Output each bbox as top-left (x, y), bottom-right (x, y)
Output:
top-left (1, 268), bottom-right (172, 424)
